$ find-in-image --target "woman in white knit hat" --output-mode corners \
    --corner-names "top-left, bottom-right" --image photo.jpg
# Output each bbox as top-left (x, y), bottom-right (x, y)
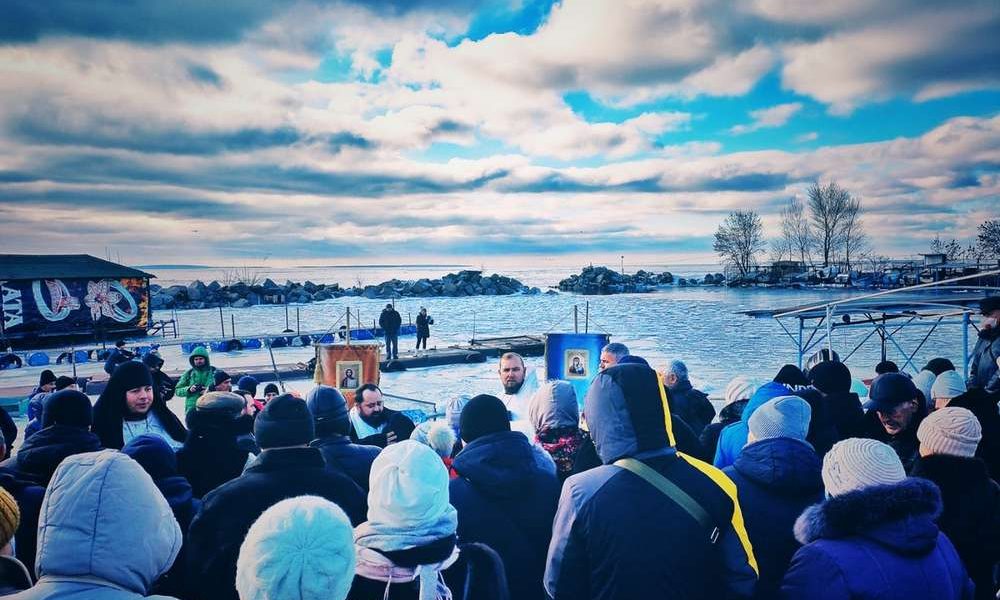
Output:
top-left (700, 376), bottom-right (758, 460)
top-left (930, 370), bottom-right (968, 411)
top-left (912, 407), bottom-right (1000, 600)
top-left (781, 438), bottom-right (973, 599)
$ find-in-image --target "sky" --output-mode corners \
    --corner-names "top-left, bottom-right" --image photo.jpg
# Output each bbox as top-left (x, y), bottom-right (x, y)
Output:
top-left (0, 0), bottom-right (998, 268)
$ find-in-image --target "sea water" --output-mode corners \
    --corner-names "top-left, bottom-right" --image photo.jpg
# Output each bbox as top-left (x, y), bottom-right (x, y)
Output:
top-left (0, 262), bottom-right (973, 422)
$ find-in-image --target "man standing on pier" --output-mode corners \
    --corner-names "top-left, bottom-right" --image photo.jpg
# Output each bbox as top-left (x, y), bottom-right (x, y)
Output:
top-left (969, 296), bottom-right (1000, 392)
top-left (379, 303), bottom-right (402, 360)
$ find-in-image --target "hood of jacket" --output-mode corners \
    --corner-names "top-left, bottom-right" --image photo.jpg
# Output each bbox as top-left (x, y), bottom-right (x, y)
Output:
top-left (743, 381), bottom-right (792, 424)
top-left (732, 437), bottom-right (823, 494)
top-left (14, 425), bottom-right (103, 484)
top-left (452, 430), bottom-right (539, 497)
top-left (794, 478), bottom-right (942, 556)
top-left (947, 388), bottom-right (999, 420)
top-left (911, 453), bottom-right (993, 492)
top-left (584, 363), bottom-right (674, 464)
top-left (35, 450), bottom-right (182, 593)
top-left (527, 380), bottom-right (579, 434)
top-left (185, 408), bottom-right (253, 437)
top-left (188, 345), bottom-right (211, 369)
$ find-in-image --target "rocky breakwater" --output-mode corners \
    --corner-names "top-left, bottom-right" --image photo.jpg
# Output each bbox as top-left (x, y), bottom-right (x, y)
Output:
top-left (558, 266), bottom-right (675, 294)
top-left (677, 273), bottom-right (726, 286)
top-left (149, 270), bottom-right (541, 310)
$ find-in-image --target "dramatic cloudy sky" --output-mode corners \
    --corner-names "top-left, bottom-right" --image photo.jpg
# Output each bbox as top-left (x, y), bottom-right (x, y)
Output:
top-left (1, 0), bottom-right (998, 266)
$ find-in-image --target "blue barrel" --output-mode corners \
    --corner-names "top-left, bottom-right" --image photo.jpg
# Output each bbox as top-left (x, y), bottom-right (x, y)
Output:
top-left (269, 337), bottom-right (289, 348)
top-left (241, 338), bottom-right (262, 350)
top-left (27, 352), bottom-right (50, 367)
top-left (133, 345), bottom-right (151, 356)
top-left (211, 340), bottom-right (243, 353)
top-left (314, 333), bottom-right (335, 344)
top-left (73, 350), bottom-right (89, 363)
top-left (352, 329), bottom-right (376, 341)
top-left (181, 342), bottom-right (206, 354)
top-left (400, 324), bottom-right (417, 335)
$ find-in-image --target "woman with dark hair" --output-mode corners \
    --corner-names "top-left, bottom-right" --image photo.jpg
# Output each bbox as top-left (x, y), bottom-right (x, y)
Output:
top-left (92, 361), bottom-right (186, 449)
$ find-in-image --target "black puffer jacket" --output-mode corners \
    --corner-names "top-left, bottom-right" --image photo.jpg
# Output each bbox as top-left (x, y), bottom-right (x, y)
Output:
top-left (177, 410), bottom-right (254, 498)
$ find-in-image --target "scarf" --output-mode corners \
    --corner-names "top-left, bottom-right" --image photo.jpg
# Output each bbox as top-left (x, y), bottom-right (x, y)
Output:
top-left (350, 407), bottom-right (387, 439)
top-left (538, 427), bottom-right (588, 476)
top-left (354, 545), bottom-right (459, 600)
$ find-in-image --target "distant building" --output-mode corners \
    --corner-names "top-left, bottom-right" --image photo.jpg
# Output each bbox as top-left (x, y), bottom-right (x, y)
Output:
top-left (0, 254), bottom-right (153, 348)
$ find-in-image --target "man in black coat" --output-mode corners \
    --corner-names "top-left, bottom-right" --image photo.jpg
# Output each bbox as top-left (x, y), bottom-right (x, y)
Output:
top-left (969, 296), bottom-right (1000, 391)
top-left (186, 394), bottom-right (366, 600)
top-left (102, 339), bottom-right (134, 375)
top-left (306, 385), bottom-right (381, 491)
top-left (378, 302), bottom-right (402, 360)
top-left (176, 391), bottom-right (255, 498)
top-left (450, 395), bottom-right (560, 600)
top-left (798, 360), bottom-right (865, 456)
top-left (912, 406), bottom-right (1000, 600)
top-left (723, 396), bottom-right (823, 598)
top-left (862, 373), bottom-right (926, 472)
top-left (348, 383), bottom-right (415, 448)
top-left (664, 359), bottom-right (715, 436)
top-left (0, 389), bottom-right (100, 576)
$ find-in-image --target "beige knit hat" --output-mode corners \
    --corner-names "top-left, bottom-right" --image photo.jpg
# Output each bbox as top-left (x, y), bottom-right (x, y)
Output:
top-left (0, 488), bottom-right (20, 548)
top-left (917, 406), bottom-right (982, 458)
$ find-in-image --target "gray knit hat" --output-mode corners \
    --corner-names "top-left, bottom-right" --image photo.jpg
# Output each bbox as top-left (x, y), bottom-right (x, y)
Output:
top-left (748, 396), bottom-right (811, 442)
top-left (822, 438), bottom-right (906, 497)
top-left (917, 407), bottom-right (982, 458)
top-left (930, 370), bottom-right (966, 401)
top-left (912, 370), bottom-right (936, 403)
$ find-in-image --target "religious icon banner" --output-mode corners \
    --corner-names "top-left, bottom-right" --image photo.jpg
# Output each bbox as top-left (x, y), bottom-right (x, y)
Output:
top-left (544, 333), bottom-right (610, 407)
top-left (314, 343), bottom-right (380, 407)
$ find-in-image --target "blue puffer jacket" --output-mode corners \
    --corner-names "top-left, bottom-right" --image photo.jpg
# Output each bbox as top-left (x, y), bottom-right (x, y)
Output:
top-left (724, 437), bottom-right (823, 599)
top-left (781, 478), bottom-right (973, 600)
top-left (714, 381), bottom-right (791, 469)
top-left (450, 430), bottom-right (560, 600)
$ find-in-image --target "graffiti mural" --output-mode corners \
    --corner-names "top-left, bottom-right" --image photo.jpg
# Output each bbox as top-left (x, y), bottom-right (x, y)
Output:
top-left (0, 277), bottom-right (149, 339)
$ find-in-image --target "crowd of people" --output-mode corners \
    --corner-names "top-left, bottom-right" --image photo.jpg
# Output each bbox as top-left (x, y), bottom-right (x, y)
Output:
top-left (0, 297), bottom-right (997, 599)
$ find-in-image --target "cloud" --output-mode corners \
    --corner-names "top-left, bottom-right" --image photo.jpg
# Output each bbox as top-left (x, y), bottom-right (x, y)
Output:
top-left (730, 102), bottom-right (803, 134)
top-left (796, 132), bottom-right (819, 142)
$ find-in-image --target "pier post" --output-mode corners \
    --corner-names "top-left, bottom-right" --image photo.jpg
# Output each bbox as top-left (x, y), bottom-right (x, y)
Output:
top-left (585, 302), bottom-right (590, 333)
top-left (231, 314), bottom-right (236, 339)
top-left (219, 306), bottom-right (225, 337)
top-left (346, 307), bottom-right (351, 346)
top-left (574, 305), bottom-right (579, 333)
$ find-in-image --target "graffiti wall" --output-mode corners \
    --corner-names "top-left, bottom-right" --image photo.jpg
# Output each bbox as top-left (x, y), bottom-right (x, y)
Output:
top-left (0, 277), bottom-right (149, 340)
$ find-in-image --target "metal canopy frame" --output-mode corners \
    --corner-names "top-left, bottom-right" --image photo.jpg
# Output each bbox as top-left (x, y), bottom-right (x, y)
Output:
top-left (742, 270), bottom-right (1000, 378)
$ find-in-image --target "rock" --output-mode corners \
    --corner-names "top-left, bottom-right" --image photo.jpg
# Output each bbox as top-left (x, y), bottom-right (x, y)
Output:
top-left (150, 294), bottom-right (173, 309)
top-left (207, 280), bottom-right (222, 292)
top-left (262, 278), bottom-right (280, 290)
top-left (187, 280), bottom-right (207, 301)
top-left (442, 282), bottom-right (458, 296)
top-left (303, 280), bottom-right (318, 293)
top-left (149, 284), bottom-right (162, 293)
top-left (246, 292), bottom-right (261, 305)
top-left (545, 289), bottom-right (558, 295)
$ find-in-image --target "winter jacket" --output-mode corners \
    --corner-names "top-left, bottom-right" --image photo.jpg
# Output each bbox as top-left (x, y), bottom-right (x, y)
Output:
top-left (912, 454), bottom-right (1000, 600)
top-left (450, 430), bottom-right (560, 600)
top-left (782, 478), bottom-right (973, 599)
top-left (103, 347), bottom-right (134, 375)
top-left (310, 433), bottom-right (381, 491)
top-left (93, 369), bottom-right (187, 451)
top-left (0, 405), bottom-right (16, 456)
top-left (0, 555), bottom-right (31, 595)
top-left (176, 410), bottom-right (253, 499)
top-left (379, 307), bottom-right (402, 335)
top-left (123, 434), bottom-right (201, 599)
top-left (700, 399), bottom-right (748, 461)
top-left (186, 447), bottom-right (366, 600)
top-left (545, 364), bottom-right (758, 600)
top-left (969, 327), bottom-right (1000, 390)
top-left (23, 394), bottom-right (46, 443)
top-left (0, 424), bottom-right (102, 576)
top-left (349, 407), bottom-right (416, 448)
top-left (861, 408), bottom-right (925, 473)
top-left (173, 346), bottom-right (217, 412)
top-left (714, 381), bottom-right (791, 469)
top-left (416, 313), bottom-right (433, 337)
top-left (14, 450), bottom-right (182, 600)
top-left (0, 470), bottom-right (44, 581)
top-left (793, 388), bottom-right (858, 456)
top-left (667, 379), bottom-right (715, 436)
top-left (947, 388), bottom-right (1000, 481)
top-left (723, 437), bottom-right (824, 599)
top-left (529, 379), bottom-right (594, 482)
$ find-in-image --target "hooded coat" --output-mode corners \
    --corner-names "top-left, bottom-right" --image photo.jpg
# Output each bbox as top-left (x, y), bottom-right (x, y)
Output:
top-left (310, 433), bottom-right (381, 491)
top-left (544, 364), bottom-right (759, 600)
top-left (450, 430), bottom-right (560, 600)
top-left (173, 346), bottom-right (217, 412)
top-left (781, 478), bottom-right (973, 599)
top-left (176, 410), bottom-right (254, 499)
top-left (185, 447), bottom-right (366, 600)
top-left (723, 438), bottom-right (824, 598)
top-left (969, 327), bottom-right (1000, 391)
top-left (92, 363), bottom-right (187, 451)
top-left (14, 450), bottom-right (182, 600)
top-left (714, 381), bottom-right (791, 469)
top-left (911, 454), bottom-right (1000, 600)
top-left (528, 381), bottom-right (593, 483)
top-left (667, 379), bottom-right (715, 436)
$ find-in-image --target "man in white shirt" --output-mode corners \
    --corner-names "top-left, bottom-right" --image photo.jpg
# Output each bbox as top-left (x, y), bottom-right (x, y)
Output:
top-left (498, 352), bottom-right (539, 426)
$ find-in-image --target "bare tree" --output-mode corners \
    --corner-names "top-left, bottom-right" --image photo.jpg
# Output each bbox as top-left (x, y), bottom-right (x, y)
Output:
top-left (807, 181), bottom-right (853, 266)
top-left (864, 253), bottom-right (892, 273)
top-left (929, 235), bottom-right (965, 260)
top-left (978, 219), bottom-right (1000, 258)
top-left (779, 196), bottom-right (812, 264)
top-left (840, 195), bottom-right (867, 271)
top-left (770, 237), bottom-right (794, 263)
top-left (713, 210), bottom-right (766, 277)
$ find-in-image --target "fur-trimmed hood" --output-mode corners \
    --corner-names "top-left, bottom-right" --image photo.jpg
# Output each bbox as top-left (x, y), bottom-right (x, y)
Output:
top-left (794, 478), bottom-right (943, 555)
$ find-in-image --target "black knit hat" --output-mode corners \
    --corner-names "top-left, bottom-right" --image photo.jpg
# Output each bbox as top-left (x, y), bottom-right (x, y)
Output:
top-left (110, 360), bottom-right (153, 392)
top-left (54, 376), bottom-right (76, 391)
top-left (874, 360), bottom-right (899, 375)
top-left (42, 389), bottom-right (93, 429)
top-left (774, 364), bottom-right (810, 388)
top-left (809, 360), bottom-right (852, 394)
top-left (214, 370), bottom-right (232, 387)
top-left (981, 296), bottom-right (1000, 316)
top-left (237, 376), bottom-right (258, 397)
top-left (141, 352), bottom-right (164, 370)
top-left (39, 369), bottom-right (56, 387)
top-left (263, 383), bottom-right (280, 396)
top-left (306, 385), bottom-right (350, 437)
top-left (922, 357), bottom-right (955, 376)
top-left (254, 394), bottom-right (315, 448)
top-left (460, 394), bottom-right (510, 443)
